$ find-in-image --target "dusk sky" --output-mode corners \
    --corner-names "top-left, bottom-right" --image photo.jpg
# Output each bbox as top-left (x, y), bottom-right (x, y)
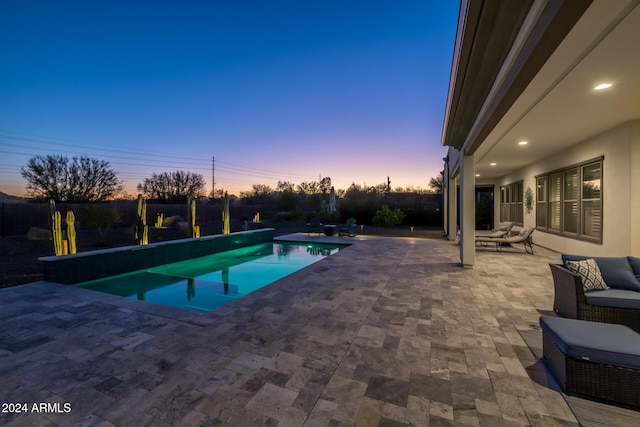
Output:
top-left (0, 1), bottom-right (459, 197)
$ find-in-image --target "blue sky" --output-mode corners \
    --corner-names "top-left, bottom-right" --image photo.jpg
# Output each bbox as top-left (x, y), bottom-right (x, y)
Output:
top-left (0, 1), bottom-right (458, 197)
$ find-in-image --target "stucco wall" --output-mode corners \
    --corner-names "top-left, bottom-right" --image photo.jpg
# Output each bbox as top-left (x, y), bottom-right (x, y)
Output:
top-left (497, 120), bottom-right (639, 256)
top-left (631, 120), bottom-right (640, 256)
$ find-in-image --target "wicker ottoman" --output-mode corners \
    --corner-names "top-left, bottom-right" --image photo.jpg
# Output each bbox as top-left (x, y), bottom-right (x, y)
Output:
top-left (540, 316), bottom-right (640, 409)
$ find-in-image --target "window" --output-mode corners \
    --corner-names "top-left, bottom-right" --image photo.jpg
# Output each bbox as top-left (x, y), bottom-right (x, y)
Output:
top-left (536, 158), bottom-right (602, 242)
top-left (582, 162), bottom-right (602, 238)
top-left (536, 176), bottom-right (547, 228)
top-left (563, 168), bottom-right (578, 234)
top-left (499, 181), bottom-right (523, 225)
top-left (549, 172), bottom-right (561, 230)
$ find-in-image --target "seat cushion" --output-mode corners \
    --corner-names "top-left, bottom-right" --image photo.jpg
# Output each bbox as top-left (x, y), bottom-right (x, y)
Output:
top-left (562, 255), bottom-right (640, 291)
top-left (565, 258), bottom-right (608, 292)
top-left (584, 289), bottom-right (640, 309)
top-left (629, 256), bottom-right (640, 282)
top-left (540, 316), bottom-right (640, 370)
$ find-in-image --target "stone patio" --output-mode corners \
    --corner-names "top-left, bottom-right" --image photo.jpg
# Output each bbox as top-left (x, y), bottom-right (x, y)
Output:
top-left (0, 234), bottom-right (629, 426)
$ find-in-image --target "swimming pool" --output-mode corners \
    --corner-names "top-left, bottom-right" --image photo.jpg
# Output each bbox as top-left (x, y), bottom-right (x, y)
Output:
top-left (74, 241), bottom-right (344, 312)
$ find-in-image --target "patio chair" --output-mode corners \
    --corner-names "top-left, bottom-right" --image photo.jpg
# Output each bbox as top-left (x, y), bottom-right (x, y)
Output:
top-left (475, 221), bottom-right (515, 239)
top-left (339, 218), bottom-right (357, 236)
top-left (476, 227), bottom-right (536, 254)
top-left (307, 217), bottom-right (323, 235)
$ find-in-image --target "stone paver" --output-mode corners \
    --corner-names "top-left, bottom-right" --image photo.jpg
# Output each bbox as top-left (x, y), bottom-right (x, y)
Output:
top-left (0, 235), bottom-right (583, 426)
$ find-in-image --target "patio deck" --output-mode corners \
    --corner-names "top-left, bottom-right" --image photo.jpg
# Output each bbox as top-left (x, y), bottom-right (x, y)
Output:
top-left (0, 234), bottom-right (636, 426)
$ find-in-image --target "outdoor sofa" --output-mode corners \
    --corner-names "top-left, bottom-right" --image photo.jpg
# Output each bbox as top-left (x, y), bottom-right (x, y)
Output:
top-left (549, 255), bottom-right (640, 333)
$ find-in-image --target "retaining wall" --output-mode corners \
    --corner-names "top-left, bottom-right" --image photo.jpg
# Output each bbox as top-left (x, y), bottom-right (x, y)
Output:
top-left (40, 228), bottom-right (274, 284)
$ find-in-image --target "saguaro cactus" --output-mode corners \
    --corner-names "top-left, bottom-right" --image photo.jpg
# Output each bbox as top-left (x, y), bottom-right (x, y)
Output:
top-left (48, 199), bottom-right (56, 229)
top-left (155, 213), bottom-right (164, 228)
top-left (222, 192), bottom-right (230, 235)
top-left (66, 210), bottom-right (77, 255)
top-left (188, 197), bottom-right (200, 238)
top-left (135, 194), bottom-right (148, 245)
top-left (49, 199), bottom-right (66, 256)
top-left (52, 210), bottom-right (64, 255)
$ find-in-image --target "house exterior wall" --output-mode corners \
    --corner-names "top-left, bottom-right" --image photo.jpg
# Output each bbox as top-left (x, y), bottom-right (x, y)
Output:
top-left (631, 120), bottom-right (640, 255)
top-left (496, 119), bottom-right (639, 256)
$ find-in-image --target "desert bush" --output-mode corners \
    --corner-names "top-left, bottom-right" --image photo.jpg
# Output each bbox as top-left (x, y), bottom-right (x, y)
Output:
top-left (81, 205), bottom-right (122, 236)
top-left (372, 205), bottom-right (405, 228)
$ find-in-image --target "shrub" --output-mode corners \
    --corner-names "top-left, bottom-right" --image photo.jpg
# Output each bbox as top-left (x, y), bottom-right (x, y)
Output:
top-left (372, 205), bottom-right (405, 228)
top-left (81, 205), bottom-right (122, 236)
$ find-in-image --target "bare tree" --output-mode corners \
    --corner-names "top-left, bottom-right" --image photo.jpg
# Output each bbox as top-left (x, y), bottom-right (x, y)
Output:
top-left (21, 154), bottom-right (122, 202)
top-left (296, 181), bottom-right (320, 195)
top-left (239, 184), bottom-right (274, 205)
top-left (428, 171), bottom-right (444, 194)
top-left (137, 170), bottom-right (205, 203)
top-left (276, 180), bottom-right (295, 193)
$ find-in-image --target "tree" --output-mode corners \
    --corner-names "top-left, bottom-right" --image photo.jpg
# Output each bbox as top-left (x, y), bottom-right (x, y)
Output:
top-left (296, 181), bottom-right (320, 195)
top-left (21, 154), bottom-right (122, 202)
top-left (369, 182), bottom-right (389, 195)
top-left (276, 181), bottom-right (299, 212)
top-left (319, 177), bottom-right (332, 194)
top-left (240, 184), bottom-right (274, 205)
top-left (137, 170), bottom-right (205, 203)
top-left (209, 188), bottom-right (226, 201)
top-left (276, 180), bottom-right (295, 193)
top-left (428, 171), bottom-right (444, 194)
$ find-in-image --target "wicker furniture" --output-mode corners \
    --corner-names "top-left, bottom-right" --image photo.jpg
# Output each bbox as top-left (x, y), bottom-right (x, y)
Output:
top-left (540, 316), bottom-right (640, 409)
top-left (550, 260), bottom-right (640, 333)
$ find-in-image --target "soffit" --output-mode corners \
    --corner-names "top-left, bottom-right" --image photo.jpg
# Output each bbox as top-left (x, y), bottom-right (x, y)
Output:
top-left (442, 0), bottom-right (533, 150)
top-left (473, 0), bottom-right (640, 181)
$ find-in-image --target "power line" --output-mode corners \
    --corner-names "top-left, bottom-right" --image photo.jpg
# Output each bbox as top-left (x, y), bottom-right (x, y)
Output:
top-left (0, 146), bottom-right (317, 184)
top-left (0, 131), bottom-right (317, 180)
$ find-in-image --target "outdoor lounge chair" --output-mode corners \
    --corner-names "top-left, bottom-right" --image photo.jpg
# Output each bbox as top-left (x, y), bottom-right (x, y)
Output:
top-left (307, 217), bottom-right (323, 235)
top-left (339, 218), bottom-right (357, 236)
top-left (475, 221), bottom-right (515, 239)
top-left (476, 227), bottom-right (536, 254)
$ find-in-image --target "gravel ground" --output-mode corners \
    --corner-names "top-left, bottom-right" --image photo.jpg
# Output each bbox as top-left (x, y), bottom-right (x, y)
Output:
top-left (0, 222), bottom-right (444, 288)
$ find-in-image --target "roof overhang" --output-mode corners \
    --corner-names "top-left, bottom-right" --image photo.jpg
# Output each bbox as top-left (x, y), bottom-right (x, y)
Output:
top-left (442, 0), bottom-right (640, 182)
top-left (442, 0), bottom-right (592, 152)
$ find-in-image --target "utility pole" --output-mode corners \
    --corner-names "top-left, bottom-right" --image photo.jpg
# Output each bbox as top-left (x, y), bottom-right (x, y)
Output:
top-left (212, 156), bottom-right (215, 197)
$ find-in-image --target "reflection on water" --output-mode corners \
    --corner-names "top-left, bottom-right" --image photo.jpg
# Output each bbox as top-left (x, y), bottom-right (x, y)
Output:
top-left (276, 243), bottom-right (294, 259)
top-left (187, 278), bottom-right (196, 301)
top-left (222, 266), bottom-right (229, 294)
top-left (306, 245), bottom-right (334, 256)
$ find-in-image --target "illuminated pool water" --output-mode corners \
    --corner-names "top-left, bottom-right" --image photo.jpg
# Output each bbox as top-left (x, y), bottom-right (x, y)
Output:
top-left (74, 241), bottom-right (344, 312)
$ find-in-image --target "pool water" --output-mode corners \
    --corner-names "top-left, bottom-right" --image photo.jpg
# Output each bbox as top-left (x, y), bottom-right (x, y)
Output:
top-left (74, 242), bottom-right (344, 313)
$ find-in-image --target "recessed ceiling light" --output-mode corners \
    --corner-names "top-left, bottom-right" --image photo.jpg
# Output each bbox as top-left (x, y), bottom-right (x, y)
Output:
top-left (594, 83), bottom-right (612, 90)
top-left (490, 162), bottom-right (497, 166)
top-left (518, 141), bottom-right (528, 145)
top-left (475, 174), bottom-right (480, 177)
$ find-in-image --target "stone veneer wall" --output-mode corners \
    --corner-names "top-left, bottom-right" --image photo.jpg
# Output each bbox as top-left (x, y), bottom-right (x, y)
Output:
top-left (40, 228), bottom-right (274, 285)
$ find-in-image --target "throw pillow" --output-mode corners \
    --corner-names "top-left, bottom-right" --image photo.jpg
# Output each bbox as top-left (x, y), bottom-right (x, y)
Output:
top-left (566, 258), bottom-right (609, 292)
top-left (563, 255), bottom-right (640, 291)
